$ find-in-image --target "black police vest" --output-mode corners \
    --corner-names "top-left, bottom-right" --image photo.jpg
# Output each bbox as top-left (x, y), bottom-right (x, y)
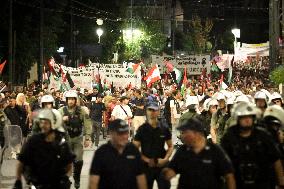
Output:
top-left (63, 106), bottom-right (83, 138)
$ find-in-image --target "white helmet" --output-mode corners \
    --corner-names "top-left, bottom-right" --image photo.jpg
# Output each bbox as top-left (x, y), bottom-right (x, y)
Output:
top-left (234, 90), bottom-right (243, 97)
top-left (64, 90), bottom-right (78, 101)
top-left (40, 95), bottom-right (55, 107)
top-left (203, 98), bottom-right (218, 111)
top-left (227, 97), bottom-right (236, 105)
top-left (37, 109), bottom-right (64, 132)
top-left (254, 91), bottom-right (267, 100)
top-left (231, 102), bottom-right (258, 120)
top-left (203, 98), bottom-right (212, 111)
top-left (235, 95), bottom-right (250, 103)
top-left (216, 93), bottom-right (226, 101)
top-left (263, 105), bottom-right (284, 126)
top-left (270, 92), bottom-right (282, 101)
top-left (186, 96), bottom-right (199, 106)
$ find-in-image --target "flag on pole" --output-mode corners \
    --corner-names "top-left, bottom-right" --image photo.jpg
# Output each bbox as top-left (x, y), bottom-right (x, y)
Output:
top-left (181, 67), bottom-right (187, 97)
top-left (173, 68), bottom-right (182, 84)
top-left (144, 64), bottom-right (161, 87)
top-left (42, 65), bottom-right (49, 83)
top-left (126, 62), bottom-right (141, 74)
top-left (0, 60), bottom-right (7, 75)
top-left (228, 56), bottom-right (234, 83)
top-left (220, 74), bottom-right (228, 90)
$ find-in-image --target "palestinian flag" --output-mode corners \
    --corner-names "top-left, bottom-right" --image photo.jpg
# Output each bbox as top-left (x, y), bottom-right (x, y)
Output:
top-left (126, 63), bottom-right (140, 74)
top-left (172, 68), bottom-right (182, 85)
top-left (181, 67), bottom-right (187, 97)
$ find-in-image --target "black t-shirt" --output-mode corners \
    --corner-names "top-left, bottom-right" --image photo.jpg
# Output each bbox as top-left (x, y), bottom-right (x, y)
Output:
top-left (221, 126), bottom-right (281, 189)
top-left (90, 142), bottom-right (144, 189)
top-left (164, 96), bottom-right (174, 117)
top-left (168, 143), bottom-right (234, 189)
top-left (90, 102), bottom-right (106, 122)
top-left (133, 97), bottom-right (145, 116)
top-left (18, 133), bottom-right (75, 184)
top-left (134, 122), bottom-right (171, 159)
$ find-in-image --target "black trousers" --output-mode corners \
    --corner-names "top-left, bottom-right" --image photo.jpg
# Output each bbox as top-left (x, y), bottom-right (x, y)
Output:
top-left (144, 167), bottom-right (170, 189)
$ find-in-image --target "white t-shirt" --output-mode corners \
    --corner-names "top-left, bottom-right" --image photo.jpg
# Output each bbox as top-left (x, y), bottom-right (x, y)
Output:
top-left (111, 104), bottom-right (133, 120)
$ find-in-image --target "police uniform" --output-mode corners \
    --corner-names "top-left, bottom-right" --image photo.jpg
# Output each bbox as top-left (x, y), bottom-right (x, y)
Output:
top-left (196, 111), bottom-right (212, 137)
top-left (18, 133), bottom-right (75, 188)
top-left (0, 110), bottom-right (8, 148)
top-left (179, 108), bottom-right (198, 126)
top-left (134, 121), bottom-right (171, 189)
top-left (89, 142), bottom-right (144, 189)
top-left (168, 142), bottom-right (234, 189)
top-left (211, 109), bottom-right (228, 143)
top-left (221, 126), bottom-right (281, 189)
top-left (58, 105), bottom-right (92, 188)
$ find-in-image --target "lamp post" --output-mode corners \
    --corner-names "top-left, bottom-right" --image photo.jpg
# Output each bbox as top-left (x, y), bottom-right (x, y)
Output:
top-left (96, 28), bottom-right (103, 43)
top-left (231, 28), bottom-right (240, 54)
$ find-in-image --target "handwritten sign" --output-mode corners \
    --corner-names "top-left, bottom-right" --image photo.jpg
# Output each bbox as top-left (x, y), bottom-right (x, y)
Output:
top-left (151, 55), bottom-right (211, 75)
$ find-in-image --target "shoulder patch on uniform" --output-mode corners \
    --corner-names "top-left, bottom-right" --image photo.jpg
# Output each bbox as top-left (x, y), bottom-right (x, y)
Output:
top-left (126, 155), bottom-right (136, 159)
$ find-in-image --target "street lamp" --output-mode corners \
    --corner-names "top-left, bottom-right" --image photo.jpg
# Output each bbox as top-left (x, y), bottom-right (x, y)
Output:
top-left (231, 28), bottom-right (240, 54)
top-left (96, 28), bottom-right (103, 43)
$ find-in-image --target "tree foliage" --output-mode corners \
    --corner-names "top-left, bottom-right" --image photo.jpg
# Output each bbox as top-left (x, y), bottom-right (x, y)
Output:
top-left (270, 66), bottom-right (284, 85)
top-left (117, 19), bottom-right (167, 61)
top-left (184, 15), bottom-right (213, 54)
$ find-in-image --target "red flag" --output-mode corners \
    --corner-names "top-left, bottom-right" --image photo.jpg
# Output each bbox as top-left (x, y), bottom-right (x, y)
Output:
top-left (0, 60), bottom-right (7, 75)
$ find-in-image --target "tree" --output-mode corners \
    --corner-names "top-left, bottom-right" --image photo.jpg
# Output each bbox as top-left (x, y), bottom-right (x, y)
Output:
top-left (184, 15), bottom-right (213, 54)
top-left (118, 19), bottom-right (167, 60)
top-left (270, 66), bottom-right (284, 85)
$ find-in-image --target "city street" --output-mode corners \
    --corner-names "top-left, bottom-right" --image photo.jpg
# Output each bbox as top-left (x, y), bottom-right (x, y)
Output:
top-left (0, 136), bottom-right (178, 189)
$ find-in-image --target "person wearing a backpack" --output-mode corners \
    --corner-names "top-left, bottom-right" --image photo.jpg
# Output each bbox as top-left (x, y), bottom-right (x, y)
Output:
top-left (58, 90), bottom-right (92, 189)
top-left (90, 94), bottom-right (106, 147)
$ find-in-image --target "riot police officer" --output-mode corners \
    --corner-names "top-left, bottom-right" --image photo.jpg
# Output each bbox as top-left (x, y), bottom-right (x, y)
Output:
top-left (254, 91), bottom-right (268, 114)
top-left (263, 105), bottom-right (284, 153)
top-left (40, 95), bottom-right (55, 109)
top-left (210, 92), bottom-right (228, 143)
top-left (13, 109), bottom-right (74, 189)
top-left (32, 95), bottom-right (55, 134)
top-left (221, 102), bottom-right (284, 189)
top-left (59, 90), bottom-right (92, 189)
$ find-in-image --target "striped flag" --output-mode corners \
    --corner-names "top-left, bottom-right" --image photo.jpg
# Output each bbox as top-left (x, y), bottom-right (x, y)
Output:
top-left (0, 60), bottom-right (7, 75)
top-left (144, 64), bottom-right (161, 87)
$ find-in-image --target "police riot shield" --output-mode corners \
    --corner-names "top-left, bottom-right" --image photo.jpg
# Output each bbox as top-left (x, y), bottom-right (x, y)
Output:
top-left (4, 125), bottom-right (22, 149)
top-left (0, 125), bottom-right (22, 177)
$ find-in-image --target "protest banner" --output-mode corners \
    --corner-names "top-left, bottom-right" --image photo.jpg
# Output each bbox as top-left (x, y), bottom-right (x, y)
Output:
top-left (151, 55), bottom-right (211, 75)
top-left (48, 62), bottom-right (142, 90)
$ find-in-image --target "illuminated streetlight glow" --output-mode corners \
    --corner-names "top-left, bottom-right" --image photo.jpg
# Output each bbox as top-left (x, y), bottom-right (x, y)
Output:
top-left (232, 28), bottom-right (240, 54)
top-left (96, 28), bottom-right (103, 43)
top-left (122, 29), bottom-right (143, 41)
top-left (231, 28), bottom-right (240, 38)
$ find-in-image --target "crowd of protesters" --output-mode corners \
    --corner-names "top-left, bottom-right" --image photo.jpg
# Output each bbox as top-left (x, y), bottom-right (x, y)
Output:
top-left (1, 56), bottom-right (284, 189)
